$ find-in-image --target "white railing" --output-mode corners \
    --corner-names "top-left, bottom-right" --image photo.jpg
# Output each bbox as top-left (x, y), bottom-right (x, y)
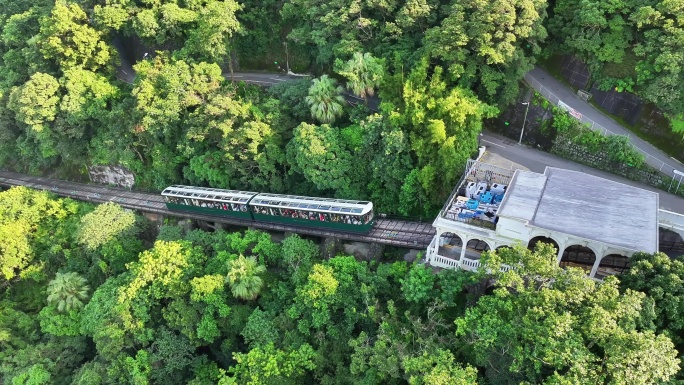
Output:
top-left (659, 209), bottom-right (684, 234)
top-left (431, 255), bottom-right (460, 269)
top-left (428, 253), bottom-right (517, 274)
top-left (459, 257), bottom-right (481, 271)
top-left (524, 74), bottom-right (674, 174)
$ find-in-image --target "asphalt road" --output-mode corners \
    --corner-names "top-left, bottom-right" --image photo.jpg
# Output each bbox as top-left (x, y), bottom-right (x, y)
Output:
top-left (113, 47), bottom-right (380, 111)
top-left (480, 131), bottom-right (684, 213)
top-left (526, 67), bottom-right (683, 176)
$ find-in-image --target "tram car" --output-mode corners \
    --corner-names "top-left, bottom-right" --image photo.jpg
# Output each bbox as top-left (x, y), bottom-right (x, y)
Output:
top-left (161, 185), bottom-right (375, 233)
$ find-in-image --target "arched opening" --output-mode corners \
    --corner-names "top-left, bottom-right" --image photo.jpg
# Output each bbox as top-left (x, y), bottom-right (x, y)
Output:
top-left (495, 245), bottom-right (512, 253)
top-left (465, 239), bottom-right (491, 260)
top-left (437, 232), bottom-right (463, 260)
top-left (528, 236), bottom-right (559, 255)
top-left (559, 245), bottom-right (596, 274)
top-left (595, 254), bottom-right (630, 280)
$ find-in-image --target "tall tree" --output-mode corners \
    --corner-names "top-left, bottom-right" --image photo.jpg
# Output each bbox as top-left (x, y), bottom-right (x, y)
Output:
top-left (425, 0), bottom-right (548, 105)
top-left (456, 244), bottom-right (680, 385)
top-left (181, 0), bottom-right (242, 63)
top-left (305, 75), bottom-right (345, 124)
top-left (37, 0), bottom-right (113, 72)
top-left (619, 251), bottom-right (684, 371)
top-left (382, 58), bottom-right (498, 214)
top-left (75, 202), bottom-right (138, 251)
top-left (46, 272), bottom-right (90, 313)
top-left (225, 255), bottom-right (266, 301)
top-left (334, 52), bottom-right (384, 102)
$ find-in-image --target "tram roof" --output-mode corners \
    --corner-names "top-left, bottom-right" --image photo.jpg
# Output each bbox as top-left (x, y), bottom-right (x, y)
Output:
top-left (251, 193), bottom-right (373, 215)
top-left (161, 185), bottom-right (258, 202)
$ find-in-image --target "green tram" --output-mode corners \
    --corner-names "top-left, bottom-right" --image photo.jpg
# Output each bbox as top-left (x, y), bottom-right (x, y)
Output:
top-left (161, 185), bottom-right (375, 233)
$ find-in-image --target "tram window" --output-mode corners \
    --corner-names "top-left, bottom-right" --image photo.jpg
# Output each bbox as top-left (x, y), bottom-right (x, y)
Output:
top-left (308, 211), bottom-right (317, 220)
top-left (319, 213), bottom-right (327, 221)
top-left (241, 205), bottom-right (247, 212)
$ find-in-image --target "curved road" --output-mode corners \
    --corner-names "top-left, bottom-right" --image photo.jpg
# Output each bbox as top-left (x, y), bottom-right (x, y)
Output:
top-left (526, 67), bottom-right (683, 176)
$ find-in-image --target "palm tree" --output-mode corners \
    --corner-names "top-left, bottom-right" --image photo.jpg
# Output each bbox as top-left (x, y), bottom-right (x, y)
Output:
top-left (47, 272), bottom-right (90, 312)
top-left (225, 255), bottom-right (266, 300)
top-left (334, 52), bottom-right (384, 103)
top-left (305, 75), bottom-right (345, 124)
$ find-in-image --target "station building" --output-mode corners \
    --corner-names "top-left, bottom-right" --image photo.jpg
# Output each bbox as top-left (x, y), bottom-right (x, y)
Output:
top-left (425, 160), bottom-right (659, 280)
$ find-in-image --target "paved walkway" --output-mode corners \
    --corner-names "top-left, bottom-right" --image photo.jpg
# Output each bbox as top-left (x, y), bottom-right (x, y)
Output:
top-left (525, 67), bottom-right (683, 176)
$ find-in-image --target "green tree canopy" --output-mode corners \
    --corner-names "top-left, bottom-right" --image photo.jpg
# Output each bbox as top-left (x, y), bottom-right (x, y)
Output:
top-left (334, 52), bottom-right (384, 101)
top-left (46, 272), bottom-right (90, 313)
top-left (305, 75), bottom-right (345, 124)
top-left (225, 255), bottom-right (266, 301)
top-left (37, 0), bottom-right (113, 72)
top-left (456, 244), bottom-right (680, 384)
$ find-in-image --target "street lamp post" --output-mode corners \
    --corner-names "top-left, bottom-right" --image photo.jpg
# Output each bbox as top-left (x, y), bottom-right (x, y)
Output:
top-left (283, 42), bottom-right (290, 74)
top-left (518, 102), bottom-right (530, 145)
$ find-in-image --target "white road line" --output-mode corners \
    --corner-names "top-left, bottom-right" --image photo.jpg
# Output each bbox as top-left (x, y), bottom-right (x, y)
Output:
top-left (269, 78), bottom-right (287, 82)
top-left (482, 139), bottom-right (506, 148)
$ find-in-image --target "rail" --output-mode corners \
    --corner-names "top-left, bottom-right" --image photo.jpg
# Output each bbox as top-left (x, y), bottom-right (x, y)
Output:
top-left (0, 171), bottom-right (435, 249)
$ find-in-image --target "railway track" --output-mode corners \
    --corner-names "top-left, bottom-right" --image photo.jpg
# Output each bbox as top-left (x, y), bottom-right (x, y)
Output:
top-left (0, 171), bottom-right (435, 249)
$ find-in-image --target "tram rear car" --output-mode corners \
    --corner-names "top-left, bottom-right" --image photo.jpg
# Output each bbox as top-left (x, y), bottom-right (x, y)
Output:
top-left (161, 185), bottom-right (257, 219)
top-left (249, 193), bottom-right (374, 233)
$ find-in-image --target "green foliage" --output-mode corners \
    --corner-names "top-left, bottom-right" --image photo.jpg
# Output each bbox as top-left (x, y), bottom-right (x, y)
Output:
top-left (279, 234), bottom-right (319, 281)
top-left (46, 272), bottom-right (89, 313)
top-left (400, 263), bottom-right (436, 304)
top-left (75, 202), bottom-right (138, 250)
top-left (180, 0), bottom-right (242, 63)
top-left (552, 108), bottom-right (645, 168)
top-left (226, 255), bottom-right (267, 301)
top-left (620, 253), bottom-right (684, 348)
top-left (0, 187), bottom-right (80, 287)
top-left (230, 343), bottom-right (317, 384)
top-left (37, 0), bottom-right (113, 72)
top-left (334, 52), bottom-right (384, 100)
top-left (305, 75), bottom-right (345, 124)
top-left (241, 308), bottom-right (280, 348)
top-left (383, 58), bottom-right (498, 214)
top-left (286, 122), bottom-right (354, 194)
top-left (457, 244), bottom-right (680, 384)
top-left (548, 0), bottom-right (684, 121)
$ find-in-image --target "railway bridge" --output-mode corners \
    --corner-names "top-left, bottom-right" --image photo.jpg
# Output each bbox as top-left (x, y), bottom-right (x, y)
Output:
top-left (0, 171), bottom-right (435, 249)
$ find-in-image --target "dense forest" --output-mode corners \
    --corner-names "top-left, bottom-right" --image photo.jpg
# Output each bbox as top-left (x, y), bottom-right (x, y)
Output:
top-left (0, 0), bottom-right (682, 215)
top-left (2, 1), bottom-right (684, 383)
top-left (1, 187), bottom-right (683, 384)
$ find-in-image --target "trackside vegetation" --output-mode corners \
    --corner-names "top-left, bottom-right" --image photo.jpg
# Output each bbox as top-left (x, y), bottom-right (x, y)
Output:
top-left (0, 187), bottom-right (682, 384)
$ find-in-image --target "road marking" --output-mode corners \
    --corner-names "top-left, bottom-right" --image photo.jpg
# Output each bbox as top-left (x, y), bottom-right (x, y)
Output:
top-left (232, 75), bottom-right (243, 78)
top-left (482, 139), bottom-right (505, 148)
top-left (269, 78), bottom-right (287, 82)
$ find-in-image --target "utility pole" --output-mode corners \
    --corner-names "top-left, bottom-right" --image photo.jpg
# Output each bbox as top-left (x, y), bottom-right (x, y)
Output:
top-left (283, 42), bottom-right (290, 74)
top-left (518, 102), bottom-right (530, 145)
